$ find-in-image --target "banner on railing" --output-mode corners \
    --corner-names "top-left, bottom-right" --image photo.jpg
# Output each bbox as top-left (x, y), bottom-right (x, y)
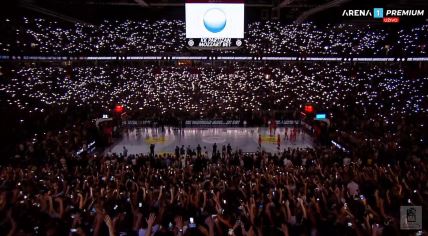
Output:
top-left (121, 120), bottom-right (301, 127)
top-left (2, 55), bottom-right (428, 62)
top-left (275, 120), bottom-right (301, 126)
top-left (185, 120), bottom-right (240, 127)
top-left (122, 120), bottom-right (157, 126)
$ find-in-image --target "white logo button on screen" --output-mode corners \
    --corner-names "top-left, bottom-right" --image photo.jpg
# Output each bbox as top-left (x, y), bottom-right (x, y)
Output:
top-left (203, 8), bottom-right (227, 33)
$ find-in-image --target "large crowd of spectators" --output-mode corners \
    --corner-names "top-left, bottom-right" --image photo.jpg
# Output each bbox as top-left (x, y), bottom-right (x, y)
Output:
top-left (1, 63), bottom-right (428, 236)
top-left (0, 16), bottom-right (427, 236)
top-left (1, 62), bottom-right (426, 156)
top-left (1, 62), bottom-right (426, 119)
top-left (0, 18), bottom-right (186, 56)
top-left (0, 17), bottom-right (427, 56)
top-left (0, 138), bottom-right (427, 236)
top-left (244, 22), bottom-right (388, 56)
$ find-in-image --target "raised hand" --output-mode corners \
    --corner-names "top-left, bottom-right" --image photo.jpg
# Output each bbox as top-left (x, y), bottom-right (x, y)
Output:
top-left (6, 209), bottom-right (16, 236)
top-left (281, 223), bottom-right (289, 236)
top-left (247, 226), bottom-right (255, 236)
top-left (205, 215), bottom-right (214, 229)
top-left (146, 213), bottom-right (156, 227)
top-left (175, 215), bottom-right (184, 230)
top-left (102, 214), bottom-right (115, 236)
top-left (104, 215), bottom-right (114, 230)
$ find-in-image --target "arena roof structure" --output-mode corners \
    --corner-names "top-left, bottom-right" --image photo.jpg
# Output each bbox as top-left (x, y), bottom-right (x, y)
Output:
top-left (0, 0), bottom-right (428, 23)
top-left (1, 0), bottom-right (424, 24)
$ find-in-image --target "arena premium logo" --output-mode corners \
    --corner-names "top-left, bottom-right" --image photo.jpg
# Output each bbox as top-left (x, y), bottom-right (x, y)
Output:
top-left (342, 8), bottom-right (425, 23)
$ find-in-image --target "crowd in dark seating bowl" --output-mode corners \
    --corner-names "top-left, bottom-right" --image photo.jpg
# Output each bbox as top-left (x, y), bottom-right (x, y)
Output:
top-left (0, 18), bottom-right (427, 56)
top-left (0, 15), bottom-right (427, 236)
top-left (0, 60), bottom-right (426, 235)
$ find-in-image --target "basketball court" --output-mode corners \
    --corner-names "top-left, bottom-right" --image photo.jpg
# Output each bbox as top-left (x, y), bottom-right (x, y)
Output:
top-left (109, 127), bottom-right (314, 155)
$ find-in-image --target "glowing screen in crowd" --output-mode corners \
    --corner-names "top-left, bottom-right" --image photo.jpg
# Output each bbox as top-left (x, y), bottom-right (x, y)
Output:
top-left (186, 0), bottom-right (245, 38)
top-left (315, 113), bottom-right (327, 120)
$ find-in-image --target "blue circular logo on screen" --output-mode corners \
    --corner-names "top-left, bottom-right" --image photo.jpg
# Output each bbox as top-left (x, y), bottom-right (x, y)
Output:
top-left (203, 8), bottom-right (227, 33)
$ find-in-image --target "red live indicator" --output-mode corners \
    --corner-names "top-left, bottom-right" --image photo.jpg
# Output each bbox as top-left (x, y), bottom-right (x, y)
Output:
top-left (383, 17), bottom-right (400, 23)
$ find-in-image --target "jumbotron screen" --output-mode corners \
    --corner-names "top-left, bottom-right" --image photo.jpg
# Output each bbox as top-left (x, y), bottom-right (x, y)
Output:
top-left (185, 0), bottom-right (245, 39)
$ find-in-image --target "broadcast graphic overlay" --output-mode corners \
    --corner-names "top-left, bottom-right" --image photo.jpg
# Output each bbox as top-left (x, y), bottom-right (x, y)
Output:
top-left (341, 7), bottom-right (425, 23)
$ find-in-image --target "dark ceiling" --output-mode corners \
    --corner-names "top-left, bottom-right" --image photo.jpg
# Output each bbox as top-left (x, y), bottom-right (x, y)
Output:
top-left (1, 0), bottom-right (427, 24)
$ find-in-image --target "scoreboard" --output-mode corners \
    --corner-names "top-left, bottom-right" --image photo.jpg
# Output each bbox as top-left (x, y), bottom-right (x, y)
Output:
top-left (185, 0), bottom-right (244, 49)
